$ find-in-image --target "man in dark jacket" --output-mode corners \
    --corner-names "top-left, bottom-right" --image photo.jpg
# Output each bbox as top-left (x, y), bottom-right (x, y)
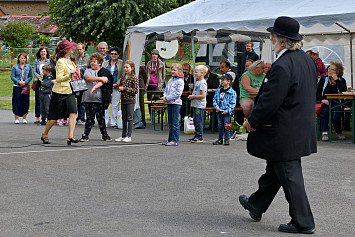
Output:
top-left (237, 41), bottom-right (259, 79)
top-left (204, 67), bottom-right (219, 130)
top-left (205, 66), bottom-right (220, 107)
top-left (239, 16), bottom-right (317, 234)
top-left (180, 63), bottom-right (194, 127)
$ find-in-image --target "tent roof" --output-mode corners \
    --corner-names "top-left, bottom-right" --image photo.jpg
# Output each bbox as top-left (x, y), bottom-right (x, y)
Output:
top-left (127, 0), bottom-right (355, 35)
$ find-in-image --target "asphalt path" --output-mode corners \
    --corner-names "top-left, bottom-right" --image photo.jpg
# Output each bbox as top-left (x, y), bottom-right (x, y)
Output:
top-left (0, 109), bottom-right (354, 236)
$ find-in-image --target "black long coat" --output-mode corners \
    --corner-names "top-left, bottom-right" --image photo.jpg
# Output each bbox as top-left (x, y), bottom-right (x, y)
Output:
top-left (247, 50), bottom-right (317, 161)
top-left (206, 72), bottom-right (220, 107)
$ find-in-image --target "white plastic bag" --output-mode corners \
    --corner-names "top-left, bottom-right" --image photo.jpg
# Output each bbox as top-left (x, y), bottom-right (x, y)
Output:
top-left (184, 116), bottom-right (195, 134)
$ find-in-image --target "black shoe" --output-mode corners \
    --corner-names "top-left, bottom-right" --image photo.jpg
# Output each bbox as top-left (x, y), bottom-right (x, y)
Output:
top-left (111, 125), bottom-right (118, 129)
top-left (40, 135), bottom-right (51, 144)
top-left (224, 139), bottom-right (230, 145)
top-left (67, 137), bottom-right (80, 145)
top-left (191, 137), bottom-right (203, 143)
top-left (189, 136), bottom-right (197, 141)
top-left (212, 139), bottom-right (223, 145)
top-left (278, 223), bottom-right (316, 234)
top-left (102, 135), bottom-right (112, 142)
top-left (239, 195), bottom-right (262, 221)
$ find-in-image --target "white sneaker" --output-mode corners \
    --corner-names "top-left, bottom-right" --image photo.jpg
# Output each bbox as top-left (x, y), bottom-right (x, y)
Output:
top-left (234, 133), bottom-right (248, 141)
top-left (122, 137), bottom-right (131, 143)
top-left (22, 119), bottom-right (27, 124)
top-left (14, 119), bottom-right (19, 124)
top-left (115, 137), bottom-right (124, 142)
top-left (322, 134), bottom-right (329, 141)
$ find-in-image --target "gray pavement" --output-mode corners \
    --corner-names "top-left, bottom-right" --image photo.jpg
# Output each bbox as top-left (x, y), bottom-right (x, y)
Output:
top-left (0, 109), bottom-right (354, 236)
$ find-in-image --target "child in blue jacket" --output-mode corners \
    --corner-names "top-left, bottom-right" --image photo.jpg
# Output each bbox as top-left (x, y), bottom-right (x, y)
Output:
top-left (213, 74), bottom-right (237, 145)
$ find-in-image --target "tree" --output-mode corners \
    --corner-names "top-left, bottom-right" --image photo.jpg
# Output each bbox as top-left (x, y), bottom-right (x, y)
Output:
top-left (35, 33), bottom-right (51, 46)
top-left (47, 0), bottom-right (194, 47)
top-left (0, 22), bottom-right (36, 48)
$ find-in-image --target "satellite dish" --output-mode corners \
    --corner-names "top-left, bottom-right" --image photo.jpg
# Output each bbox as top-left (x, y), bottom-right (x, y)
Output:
top-left (156, 40), bottom-right (179, 59)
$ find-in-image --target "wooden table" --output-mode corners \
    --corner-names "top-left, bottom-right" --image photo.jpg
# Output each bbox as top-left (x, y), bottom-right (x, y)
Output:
top-left (145, 90), bottom-right (192, 118)
top-left (325, 93), bottom-right (355, 143)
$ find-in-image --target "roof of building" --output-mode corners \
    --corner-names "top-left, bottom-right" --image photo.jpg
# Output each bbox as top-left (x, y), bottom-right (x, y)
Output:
top-left (0, 15), bottom-right (58, 34)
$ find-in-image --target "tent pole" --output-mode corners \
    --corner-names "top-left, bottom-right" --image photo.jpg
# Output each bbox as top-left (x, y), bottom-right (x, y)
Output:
top-left (336, 23), bottom-right (353, 88)
top-left (191, 36), bottom-right (196, 83)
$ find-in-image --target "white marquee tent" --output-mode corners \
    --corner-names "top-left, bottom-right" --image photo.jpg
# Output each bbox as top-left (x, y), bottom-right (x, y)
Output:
top-left (124, 0), bottom-right (355, 88)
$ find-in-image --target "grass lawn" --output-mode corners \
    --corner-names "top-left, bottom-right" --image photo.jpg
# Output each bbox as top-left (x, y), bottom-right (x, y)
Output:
top-left (0, 71), bottom-right (13, 97)
top-left (0, 100), bottom-right (35, 112)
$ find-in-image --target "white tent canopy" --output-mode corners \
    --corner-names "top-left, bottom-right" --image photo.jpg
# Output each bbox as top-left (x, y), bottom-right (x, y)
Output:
top-left (124, 0), bottom-right (355, 87)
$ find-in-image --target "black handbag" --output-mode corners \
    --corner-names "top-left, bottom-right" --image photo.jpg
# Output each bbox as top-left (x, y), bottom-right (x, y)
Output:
top-left (70, 67), bottom-right (88, 92)
top-left (70, 78), bottom-right (88, 92)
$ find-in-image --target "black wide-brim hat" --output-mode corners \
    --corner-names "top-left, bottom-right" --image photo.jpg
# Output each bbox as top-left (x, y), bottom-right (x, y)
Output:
top-left (267, 16), bottom-right (303, 41)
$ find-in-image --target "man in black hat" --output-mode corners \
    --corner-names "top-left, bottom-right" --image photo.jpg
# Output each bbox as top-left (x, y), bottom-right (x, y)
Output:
top-left (239, 16), bottom-right (317, 234)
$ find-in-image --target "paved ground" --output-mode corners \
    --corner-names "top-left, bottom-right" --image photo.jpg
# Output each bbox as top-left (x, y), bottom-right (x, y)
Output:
top-left (0, 109), bottom-right (354, 236)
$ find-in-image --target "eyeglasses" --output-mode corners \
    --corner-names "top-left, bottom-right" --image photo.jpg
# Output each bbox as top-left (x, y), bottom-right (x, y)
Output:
top-left (328, 68), bottom-right (336, 71)
top-left (110, 53), bottom-right (118, 55)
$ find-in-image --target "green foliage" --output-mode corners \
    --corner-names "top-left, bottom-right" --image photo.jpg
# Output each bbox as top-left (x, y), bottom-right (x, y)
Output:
top-left (229, 119), bottom-right (248, 134)
top-left (35, 33), bottom-right (51, 45)
top-left (47, 0), bottom-right (194, 47)
top-left (0, 22), bottom-right (36, 48)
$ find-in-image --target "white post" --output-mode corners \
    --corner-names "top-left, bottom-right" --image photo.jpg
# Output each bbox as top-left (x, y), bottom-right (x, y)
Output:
top-left (191, 36), bottom-right (196, 83)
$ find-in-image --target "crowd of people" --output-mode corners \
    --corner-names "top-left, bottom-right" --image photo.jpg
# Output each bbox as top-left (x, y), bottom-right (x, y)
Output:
top-left (10, 31), bottom-right (349, 145)
top-left (9, 15), bottom-right (353, 234)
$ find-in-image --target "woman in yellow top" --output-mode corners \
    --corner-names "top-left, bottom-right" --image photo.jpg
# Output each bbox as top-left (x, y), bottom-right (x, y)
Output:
top-left (41, 40), bottom-right (80, 145)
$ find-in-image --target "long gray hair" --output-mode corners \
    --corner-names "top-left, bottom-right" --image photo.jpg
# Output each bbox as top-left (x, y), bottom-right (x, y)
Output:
top-left (276, 35), bottom-right (303, 51)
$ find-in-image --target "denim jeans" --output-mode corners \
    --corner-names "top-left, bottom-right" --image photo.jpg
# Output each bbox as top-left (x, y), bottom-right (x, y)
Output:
top-left (193, 107), bottom-right (204, 138)
top-left (167, 104), bottom-right (181, 143)
top-left (76, 91), bottom-right (85, 121)
top-left (320, 104), bottom-right (342, 134)
top-left (35, 84), bottom-right (40, 118)
top-left (217, 112), bottom-right (231, 140)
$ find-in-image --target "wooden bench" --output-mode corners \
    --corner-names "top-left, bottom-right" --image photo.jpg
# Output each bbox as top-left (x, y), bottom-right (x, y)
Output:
top-left (204, 107), bottom-right (216, 133)
top-left (315, 107), bottom-right (353, 141)
top-left (203, 106), bottom-right (243, 133)
top-left (144, 99), bottom-right (165, 105)
top-left (151, 105), bottom-right (167, 131)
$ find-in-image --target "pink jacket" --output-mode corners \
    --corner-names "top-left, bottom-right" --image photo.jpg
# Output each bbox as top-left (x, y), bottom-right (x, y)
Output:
top-left (314, 58), bottom-right (326, 77)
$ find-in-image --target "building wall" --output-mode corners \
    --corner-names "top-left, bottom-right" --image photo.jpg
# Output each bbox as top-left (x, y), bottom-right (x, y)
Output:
top-left (0, 2), bottom-right (49, 16)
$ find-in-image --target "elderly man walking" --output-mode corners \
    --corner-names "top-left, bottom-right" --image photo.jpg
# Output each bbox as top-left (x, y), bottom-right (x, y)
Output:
top-left (239, 16), bottom-right (317, 234)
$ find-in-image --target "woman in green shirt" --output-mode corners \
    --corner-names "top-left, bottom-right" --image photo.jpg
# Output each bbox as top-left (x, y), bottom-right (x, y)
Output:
top-left (240, 60), bottom-right (265, 118)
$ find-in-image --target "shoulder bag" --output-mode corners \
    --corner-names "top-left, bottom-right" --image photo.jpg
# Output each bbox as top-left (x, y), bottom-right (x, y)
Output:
top-left (70, 65), bottom-right (88, 92)
top-left (20, 68), bottom-right (30, 95)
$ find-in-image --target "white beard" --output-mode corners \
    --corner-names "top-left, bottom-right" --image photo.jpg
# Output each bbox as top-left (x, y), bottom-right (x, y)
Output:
top-left (272, 41), bottom-right (282, 53)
